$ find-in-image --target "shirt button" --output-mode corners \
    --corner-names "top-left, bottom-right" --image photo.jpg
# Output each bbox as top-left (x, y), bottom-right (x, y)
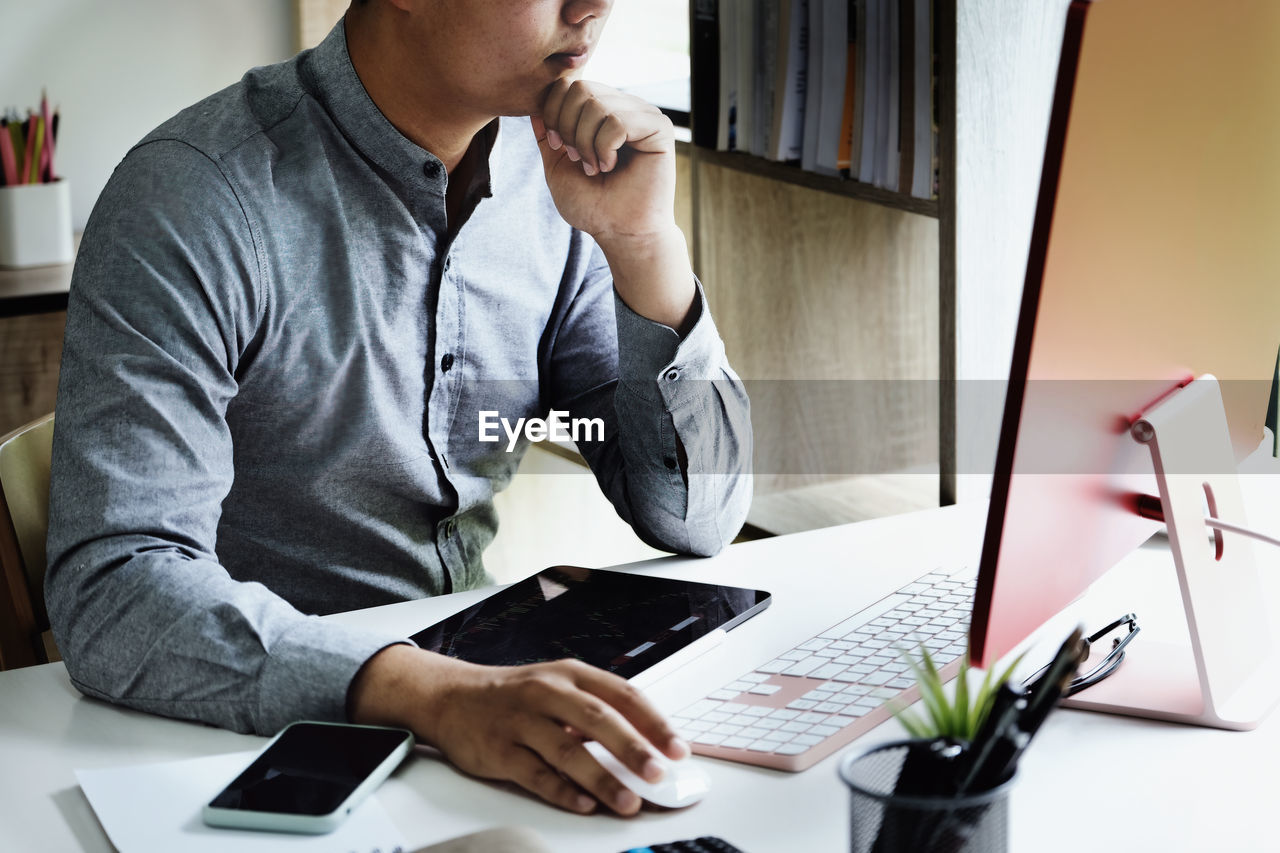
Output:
top-left (440, 353), bottom-right (454, 373)
top-left (663, 457), bottom-right (678, 470)
top-left (665, 368), bottom-right (680, 382)
top-left (424, 160), bottom-right (442, 178)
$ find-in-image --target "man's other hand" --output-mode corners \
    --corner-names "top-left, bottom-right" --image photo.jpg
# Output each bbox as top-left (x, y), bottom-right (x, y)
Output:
top-left (347, 645), bottom-right (690, 815)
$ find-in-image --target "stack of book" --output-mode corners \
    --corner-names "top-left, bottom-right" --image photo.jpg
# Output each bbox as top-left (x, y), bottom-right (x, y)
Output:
top-left (692, 0), bottom-right (937, 200)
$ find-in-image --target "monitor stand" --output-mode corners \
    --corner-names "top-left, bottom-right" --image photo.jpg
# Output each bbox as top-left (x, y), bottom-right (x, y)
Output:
top-left (1060, 375), bottom-right (1280, 730)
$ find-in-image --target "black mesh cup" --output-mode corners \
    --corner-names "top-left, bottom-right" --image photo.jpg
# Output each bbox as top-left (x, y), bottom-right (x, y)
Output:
top-left (838, 740), bottom-right (1016, 853)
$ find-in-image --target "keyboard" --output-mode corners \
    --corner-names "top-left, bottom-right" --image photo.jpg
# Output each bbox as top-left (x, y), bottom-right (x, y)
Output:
top-left (670, 564), bottom-right (976, 772)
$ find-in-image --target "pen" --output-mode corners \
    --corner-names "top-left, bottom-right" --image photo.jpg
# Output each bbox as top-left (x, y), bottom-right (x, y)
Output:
top-left (40, 89), bottom-right (55, 182)
top-left (958, 627), bottom-right (1086, 794)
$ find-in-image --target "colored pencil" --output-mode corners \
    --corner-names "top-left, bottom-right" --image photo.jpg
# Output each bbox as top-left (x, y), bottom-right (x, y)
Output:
top-left (28, 115), bottom-right (45, 185)
top-left (19, 114), bottom-right (35, 186)
top-left (0, 119), bottom-right (16, 186)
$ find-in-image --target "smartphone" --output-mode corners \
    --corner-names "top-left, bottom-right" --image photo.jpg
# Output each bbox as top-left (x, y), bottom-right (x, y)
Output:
top-left (202, 721), bottom-right (414, 834)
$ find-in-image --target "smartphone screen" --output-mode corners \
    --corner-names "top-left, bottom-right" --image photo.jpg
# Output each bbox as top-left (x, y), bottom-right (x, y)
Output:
top-left (208, 723), bottom-right (411, 816)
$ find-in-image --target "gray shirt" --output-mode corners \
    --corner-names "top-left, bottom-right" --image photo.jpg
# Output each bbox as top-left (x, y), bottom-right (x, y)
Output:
top-left (45, 22), bottom-right (751, 736)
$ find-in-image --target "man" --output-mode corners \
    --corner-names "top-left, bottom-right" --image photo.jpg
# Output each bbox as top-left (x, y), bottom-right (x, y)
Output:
top-left (46, 0), bottom-right (750, 817)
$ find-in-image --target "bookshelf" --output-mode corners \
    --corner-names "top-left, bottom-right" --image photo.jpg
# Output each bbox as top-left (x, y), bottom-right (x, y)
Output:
top-left (687, 0), bottom-right (958, 532)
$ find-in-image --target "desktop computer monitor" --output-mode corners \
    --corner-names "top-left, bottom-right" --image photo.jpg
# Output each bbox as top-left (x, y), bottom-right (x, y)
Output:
top-left (966, 0), bottom-right (1280, 726)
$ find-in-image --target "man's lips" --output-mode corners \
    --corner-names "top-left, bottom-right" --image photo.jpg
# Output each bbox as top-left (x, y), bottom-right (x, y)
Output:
top-left (547, 46), bottom-right (590, 69)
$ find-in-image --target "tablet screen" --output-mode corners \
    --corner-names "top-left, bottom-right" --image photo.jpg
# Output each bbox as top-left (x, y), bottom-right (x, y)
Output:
top-left (409, 567), bottom-right (771, 680)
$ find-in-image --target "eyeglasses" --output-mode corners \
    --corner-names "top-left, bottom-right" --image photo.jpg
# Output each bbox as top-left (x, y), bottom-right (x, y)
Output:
top-left (1024, 613), bottom-right (1140, 697)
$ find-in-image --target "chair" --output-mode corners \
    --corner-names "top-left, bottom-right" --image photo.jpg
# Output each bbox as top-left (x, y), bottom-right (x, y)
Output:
top-left (0, 413), bottom-right (56, 669)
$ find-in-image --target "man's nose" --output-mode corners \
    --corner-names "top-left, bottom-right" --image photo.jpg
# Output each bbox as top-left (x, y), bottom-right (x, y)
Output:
top-left (563, 0), bottom-right (613, 26)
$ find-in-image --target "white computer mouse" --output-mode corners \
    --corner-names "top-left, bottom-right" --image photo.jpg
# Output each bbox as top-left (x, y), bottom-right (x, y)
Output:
top-left (582, 740), bottom-right (710, 809)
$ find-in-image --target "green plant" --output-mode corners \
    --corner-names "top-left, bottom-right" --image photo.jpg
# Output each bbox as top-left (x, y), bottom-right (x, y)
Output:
top-left (892, 645), bottom-right (1026, 742)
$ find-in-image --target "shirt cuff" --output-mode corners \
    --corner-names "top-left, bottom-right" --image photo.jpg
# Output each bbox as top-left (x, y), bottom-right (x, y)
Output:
top-left (615, 278), bottom-right (727, 409)
top-left (255, 617), bottom-right (410, 734)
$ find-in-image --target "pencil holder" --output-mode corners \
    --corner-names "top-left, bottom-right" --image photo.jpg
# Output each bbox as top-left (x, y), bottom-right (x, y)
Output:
top-left (839, 740), bottom-right (1015, 853)
top-left (0, 179), bottom-right (74, 268)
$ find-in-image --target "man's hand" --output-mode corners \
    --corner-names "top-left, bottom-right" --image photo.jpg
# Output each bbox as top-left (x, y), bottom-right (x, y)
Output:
top-left (532, 80), bottom-right (697, 332)
top-left (348, 645), bottom-right (689, 816)
top-left (532, 79), bottom-right (676, 243)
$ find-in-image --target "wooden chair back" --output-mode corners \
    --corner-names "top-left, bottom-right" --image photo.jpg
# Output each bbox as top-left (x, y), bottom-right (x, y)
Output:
top-left (0, 413), bottom-right (57, 669)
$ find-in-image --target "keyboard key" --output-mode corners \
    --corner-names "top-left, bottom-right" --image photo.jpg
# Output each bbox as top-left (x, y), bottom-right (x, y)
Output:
top-left (729, 714), bottom-right (757, 727)
top-left (797, 712), bottom-right (830, 725)
top-left (741, 672), bottom-right (770, 683)
top-left (722, 737), bottom-right (753, 749)
top-left (782, 658), bottom-right (825, 677)
top-left (809, 725), bottom-right (841, 737)
top-left (762, 730), bottom-right (791, 742)
top-left (830, 640), bottom-right (855, 650)
top-left (755, 717), bottom-right (785, 731)
top-left (811, 663), bottom-right (847, 680)
top-left (815, 648), bottom-right (842, 659)
top-left (756, 659), bottom-right (791, 674)
top-left (814, 702), bottom-right (846, 714)
top-left (693, 732), bottom-right (727, 746)
top-left (709, 690), bottom-right (739, 701)
top-left (679, 700), bottom-right (723, 719)
top-left (722, 703), bottom-right (749, 714)
top-left (779, 650), bottom-right (811, 662)
top-left (743, 705), bottom-right (771, 717)
top-left (711, 724), bottom-right (741, 736)
top-left (780, 721), bottom-right (811, 734)
top-left (786, 699), bottom-right (818, 710)
top-left (791, 734), bottom-right (824, 747)
top-left (748, 740), bottom-right (777, 752)
top-left (888, 677), bottom-right (915, 689)
top-left (740, 727), bottom-right (769, 740)
top-left (775, 744), bottom-right (810, 755)
top-left (725, 681), bottom-right (754, 692)
top-left (683, 720), bottom-right (715, 733)
top-left (768, 709), bottom-right (801, 721)
top-left (703, 711), bottom-right (731, 723)
top-left (748, 684), bottom-right (781, 696)
top-left (828, 715), bottom-right (857, 728)
top-left (798, 639), bottom-right (831, 651)
top-left (832, 670), bottom-right (865, 683)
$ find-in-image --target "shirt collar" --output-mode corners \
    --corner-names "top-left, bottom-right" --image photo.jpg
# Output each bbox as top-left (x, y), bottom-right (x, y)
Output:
top-left (303, 19), bottom-right (499, 199)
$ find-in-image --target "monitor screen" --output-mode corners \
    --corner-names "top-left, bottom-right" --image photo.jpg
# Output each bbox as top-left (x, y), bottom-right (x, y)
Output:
top-left (969, 0), bottom-right (1280, 668)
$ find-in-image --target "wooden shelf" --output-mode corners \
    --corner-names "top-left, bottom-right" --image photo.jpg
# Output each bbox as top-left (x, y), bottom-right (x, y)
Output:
top-left (690, 146), bottom-right (940, 219)
top-left (687, 0), bottom-right (956, 531)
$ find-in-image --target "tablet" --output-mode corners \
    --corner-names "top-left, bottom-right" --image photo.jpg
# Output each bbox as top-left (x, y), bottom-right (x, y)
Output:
top-left (409, 566), bottom-right (771, 680)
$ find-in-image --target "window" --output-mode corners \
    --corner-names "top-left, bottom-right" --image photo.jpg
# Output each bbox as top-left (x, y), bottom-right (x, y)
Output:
top-left (585, 0), bottom-right (690, 126)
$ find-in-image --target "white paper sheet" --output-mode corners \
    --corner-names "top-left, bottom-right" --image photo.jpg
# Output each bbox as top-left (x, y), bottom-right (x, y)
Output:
top-left (76, 751), bottom-right (408, 853)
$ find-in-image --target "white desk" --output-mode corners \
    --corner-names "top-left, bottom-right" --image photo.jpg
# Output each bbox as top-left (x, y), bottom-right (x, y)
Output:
top-left (3, 503), bottom-right (1279, 852)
